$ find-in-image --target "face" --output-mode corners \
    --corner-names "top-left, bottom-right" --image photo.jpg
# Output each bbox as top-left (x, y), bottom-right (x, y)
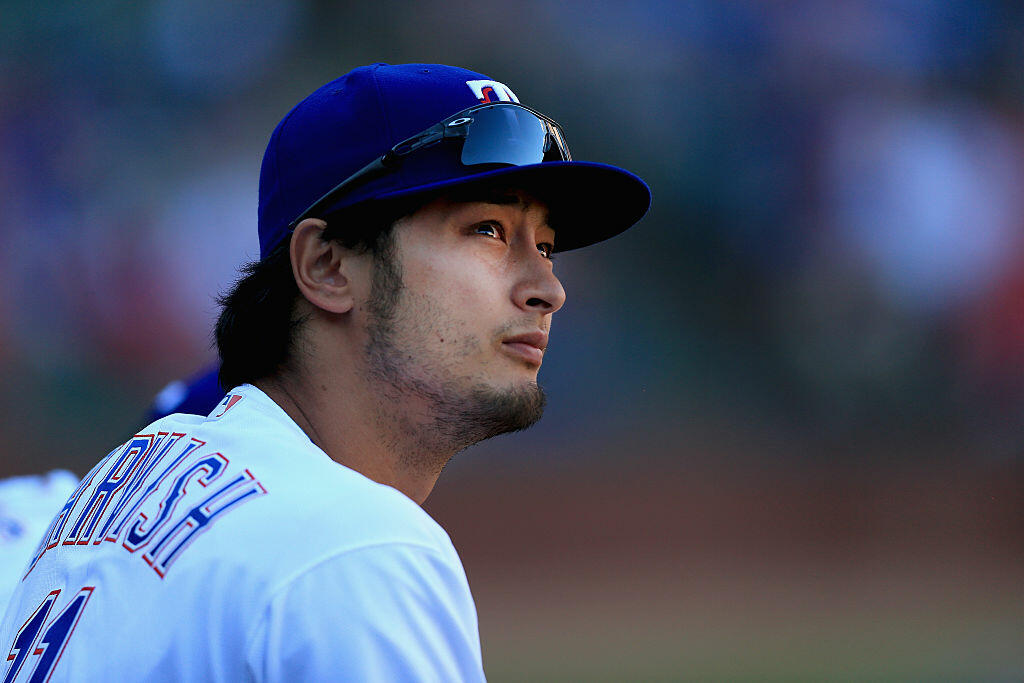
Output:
top-left (362, 188), bottom-right (566, 451)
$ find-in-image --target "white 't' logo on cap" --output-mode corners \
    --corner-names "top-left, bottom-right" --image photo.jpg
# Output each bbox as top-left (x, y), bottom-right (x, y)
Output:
top-left (466, 79), bottom-right (520, 103)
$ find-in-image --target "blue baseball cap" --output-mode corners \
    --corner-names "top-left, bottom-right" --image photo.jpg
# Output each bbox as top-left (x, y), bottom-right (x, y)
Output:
top-left (258, 63), bottom-right (651, 258)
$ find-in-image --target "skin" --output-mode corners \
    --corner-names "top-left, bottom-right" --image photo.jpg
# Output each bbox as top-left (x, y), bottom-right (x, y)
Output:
top-left (257, 188), bottom-right (566, 504)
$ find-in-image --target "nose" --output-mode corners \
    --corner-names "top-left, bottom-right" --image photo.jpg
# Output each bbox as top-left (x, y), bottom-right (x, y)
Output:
top-left (512, 256), bottom-right (566, 315)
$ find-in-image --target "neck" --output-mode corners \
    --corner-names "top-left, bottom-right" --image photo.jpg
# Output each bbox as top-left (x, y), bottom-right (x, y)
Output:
top-left (255, 365), bottom-right (454, 505)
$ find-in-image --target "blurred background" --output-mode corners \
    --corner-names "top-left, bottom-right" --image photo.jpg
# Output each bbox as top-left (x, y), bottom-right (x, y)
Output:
top-left (1, 0), bottom-right (1021, 680)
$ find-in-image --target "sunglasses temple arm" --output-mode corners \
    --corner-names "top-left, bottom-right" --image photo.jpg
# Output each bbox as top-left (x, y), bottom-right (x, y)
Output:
top-left (287, 156), bottom-right (390, 230)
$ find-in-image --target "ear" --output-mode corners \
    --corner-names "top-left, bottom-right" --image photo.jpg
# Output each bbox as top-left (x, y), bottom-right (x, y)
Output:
top-left (290, 218), bottom-right (361, 314)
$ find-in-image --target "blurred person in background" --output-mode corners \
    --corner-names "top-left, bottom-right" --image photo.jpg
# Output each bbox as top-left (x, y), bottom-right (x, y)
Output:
top-left (0, 471), bottom-right (79, 617)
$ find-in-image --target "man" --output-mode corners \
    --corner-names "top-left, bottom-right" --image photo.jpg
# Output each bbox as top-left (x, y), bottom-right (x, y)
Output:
top-left (0, 63), bottom-right (650, 681)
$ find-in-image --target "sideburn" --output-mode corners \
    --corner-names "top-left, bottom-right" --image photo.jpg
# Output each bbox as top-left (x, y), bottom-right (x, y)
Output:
top-left (366, 227), bottom-right (404, 327)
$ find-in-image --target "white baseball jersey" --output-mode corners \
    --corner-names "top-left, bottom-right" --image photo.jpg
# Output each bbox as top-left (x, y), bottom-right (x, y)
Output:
top-left (0, 471), bottom-right (80, 615)
top-left (0, 385), bottom-right (485, 682)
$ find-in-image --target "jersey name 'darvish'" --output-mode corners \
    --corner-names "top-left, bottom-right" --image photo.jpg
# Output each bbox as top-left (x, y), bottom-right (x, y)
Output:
top-left (25, 423), bottom-right (266, 581)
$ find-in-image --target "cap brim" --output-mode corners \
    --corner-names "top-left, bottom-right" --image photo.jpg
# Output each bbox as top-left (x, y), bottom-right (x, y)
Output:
top-left (321, 161), bottom-right (651, 252)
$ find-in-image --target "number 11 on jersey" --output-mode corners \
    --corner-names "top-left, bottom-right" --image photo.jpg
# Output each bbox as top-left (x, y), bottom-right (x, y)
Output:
top-left (3, 587), bottom-right (93, 683)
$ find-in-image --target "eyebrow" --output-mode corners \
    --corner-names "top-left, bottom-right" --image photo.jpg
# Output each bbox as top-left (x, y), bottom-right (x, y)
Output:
top-left (481, 191), bottom-right (530, 209)
top-left (447, 187), bottom-right (531, 209)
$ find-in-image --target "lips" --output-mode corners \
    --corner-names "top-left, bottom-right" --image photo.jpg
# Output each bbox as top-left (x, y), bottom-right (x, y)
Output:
top-left (501, 331), bottom-right (548, 365)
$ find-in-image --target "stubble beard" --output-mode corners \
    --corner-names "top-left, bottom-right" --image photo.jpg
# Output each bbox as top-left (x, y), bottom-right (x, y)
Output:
top-left (363, 239), bottom-right (547, 460)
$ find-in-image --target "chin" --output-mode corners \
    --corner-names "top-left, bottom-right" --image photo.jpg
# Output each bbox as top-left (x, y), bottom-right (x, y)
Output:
top-left (443, 380), bottom-right (547, 447)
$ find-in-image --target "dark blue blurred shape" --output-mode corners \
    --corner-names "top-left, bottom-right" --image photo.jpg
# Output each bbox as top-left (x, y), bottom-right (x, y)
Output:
top-left (144, 364), bottom-right (224, 424)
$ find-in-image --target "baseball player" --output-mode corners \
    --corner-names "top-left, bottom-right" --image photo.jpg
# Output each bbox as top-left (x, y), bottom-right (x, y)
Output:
top-left (0, 63), bottom-right (650, 681)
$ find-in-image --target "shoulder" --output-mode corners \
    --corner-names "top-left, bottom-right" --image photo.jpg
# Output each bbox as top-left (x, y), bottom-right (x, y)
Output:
top-left (233, 455), bottom-right (458, 576)
top-left (247, 541), bottom-right (483, 682)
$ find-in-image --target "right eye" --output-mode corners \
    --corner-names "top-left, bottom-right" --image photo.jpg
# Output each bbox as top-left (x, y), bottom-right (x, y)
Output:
top-left (473, 222), bottom-right (506, 242)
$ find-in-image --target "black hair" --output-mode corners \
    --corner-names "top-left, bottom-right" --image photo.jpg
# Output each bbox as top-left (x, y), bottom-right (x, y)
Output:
top-left (215, 202), bottom-right (406, 390)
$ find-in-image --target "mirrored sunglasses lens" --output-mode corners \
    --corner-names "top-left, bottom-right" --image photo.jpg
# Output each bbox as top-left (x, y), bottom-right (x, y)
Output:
top-left (460, 107), bottom-right (550, 166)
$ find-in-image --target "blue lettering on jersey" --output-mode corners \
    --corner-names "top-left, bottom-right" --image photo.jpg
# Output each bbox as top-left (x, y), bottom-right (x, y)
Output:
top-left (63, 435), bottom-right (155, 546)
top-left (23, 430), bottom-right (267, 581)
top-left (25, 454), bottom-right (112, 576)
top-left (96, 432), bottom-right (193, 543)
top-left (144, 468), bottom-right (266, 577)
top-left (103, 434), bottom-right (204, 543)
top-left (124, 453), bottom-right (227, 551)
